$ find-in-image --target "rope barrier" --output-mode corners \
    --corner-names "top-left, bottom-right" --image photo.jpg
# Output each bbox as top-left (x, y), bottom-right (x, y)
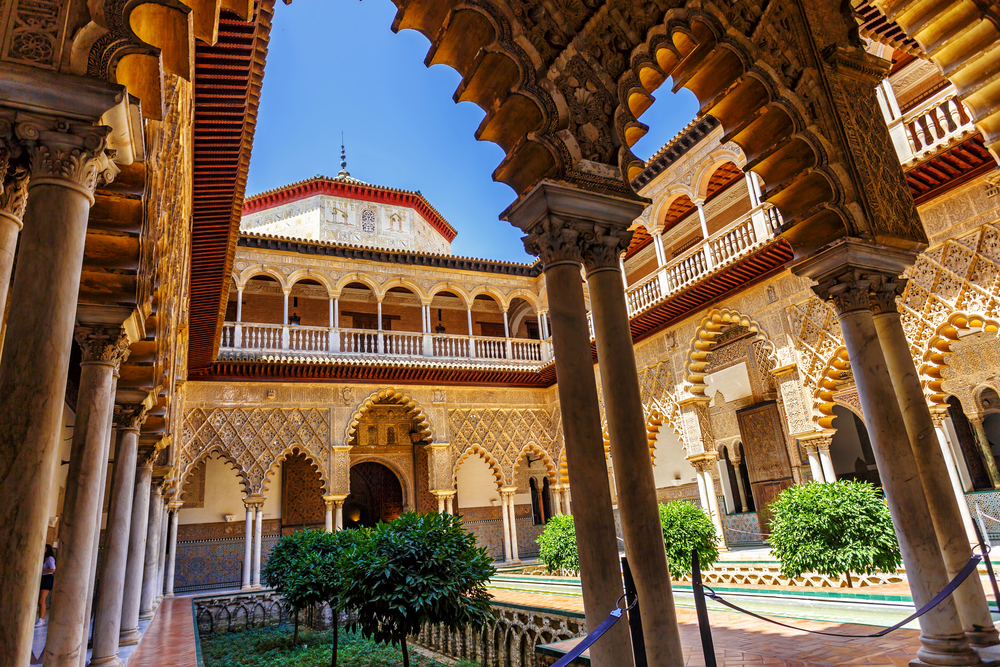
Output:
top-left (551, 594), bottom-right (636, 667)
top-left (698, 555), bottom-right (982, 638)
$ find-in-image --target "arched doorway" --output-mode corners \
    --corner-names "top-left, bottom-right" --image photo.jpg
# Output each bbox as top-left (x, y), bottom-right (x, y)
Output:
top-left (344, 462), bottom-right (404, 528)
top-left (829, 405), bottom-right (881, 487)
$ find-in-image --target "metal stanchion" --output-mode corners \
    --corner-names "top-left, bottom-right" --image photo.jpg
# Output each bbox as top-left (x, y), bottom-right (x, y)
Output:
top-left (692, 549), bottom-right (718, 667)
top-left (620, 555), bottom-right (647, 667)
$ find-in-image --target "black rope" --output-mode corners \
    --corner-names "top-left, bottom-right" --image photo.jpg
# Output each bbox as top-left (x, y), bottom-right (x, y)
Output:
top-left (702, 555), bottom-right (982, 638)
top-left (551, 594), bottom-right (636, 667)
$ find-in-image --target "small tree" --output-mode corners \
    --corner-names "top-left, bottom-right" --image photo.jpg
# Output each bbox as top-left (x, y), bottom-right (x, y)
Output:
top-left (261, 529), bottom-right (326, 644)
top-left (537, 514), bottom-right (580, 574)
top-left (309, 529), bottom-right (365, 667)
top-left (768, 480), bottom-right (901, 587)
top-left (343, 511), bottom-right (495, 667)
top-left (658, 501), bottom-right (719, 576)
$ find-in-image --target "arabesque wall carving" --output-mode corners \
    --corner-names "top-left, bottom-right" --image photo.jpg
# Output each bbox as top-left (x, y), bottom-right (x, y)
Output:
top-left (447, 408), bottom-right (562, 487)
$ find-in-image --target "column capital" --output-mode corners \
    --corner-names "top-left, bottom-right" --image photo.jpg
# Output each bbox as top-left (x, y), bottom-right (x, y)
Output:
top-left (15, 113), bottom-right (118, 202)
top-left (0, 152), bottom-right (29, 224)
top-left (811, 268), bottom-right (873, 316)
top-left (687, 452), bottom-right (718, 472)
top-left (167, 501), bottom-right (184, 511)
top-left (929, 405), bottom-right (951, 428)
top-left (323, 493), bottom-right (349, 509)
top-left (500, 486), bottom-right (517, 497)
top-left (868, 274), bottom-right (907, 317)
top-left (798, 430), bottom-right (835, 453)
top-left (113, 403), bottom-right (148, 432)
top-left (243, 497), bottom-right (265, 510)
top-left (75, 325), bottom-right (131, 369)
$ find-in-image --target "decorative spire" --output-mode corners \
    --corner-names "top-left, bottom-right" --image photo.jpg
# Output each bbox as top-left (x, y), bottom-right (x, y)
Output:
top-left (338, 132), bottom-right (350, 178)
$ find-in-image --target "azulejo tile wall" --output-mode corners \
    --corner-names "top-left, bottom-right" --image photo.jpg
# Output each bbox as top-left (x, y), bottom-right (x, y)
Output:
top-left (464, 517), bottom-right (546, 561)
top-left (722, 511), bottom-right (764, 546)
top-left (964, 490), bottom-right (1000, 539)
top-left (175, 532), bottom-right (281, 592)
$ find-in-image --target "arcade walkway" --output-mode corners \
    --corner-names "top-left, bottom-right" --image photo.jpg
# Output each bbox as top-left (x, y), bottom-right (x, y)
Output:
top-left (129, 597), bottom-right (197, 667)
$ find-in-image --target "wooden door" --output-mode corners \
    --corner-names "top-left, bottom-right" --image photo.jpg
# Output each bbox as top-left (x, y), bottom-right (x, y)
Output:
top-left (736, 401), bottom-right (793, 535)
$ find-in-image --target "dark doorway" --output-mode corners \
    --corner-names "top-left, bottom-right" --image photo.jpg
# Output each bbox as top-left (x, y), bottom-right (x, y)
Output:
top-left (949, 396), bottom-right (992, 491)
top-left (344, 462), bottom-right (404, 528)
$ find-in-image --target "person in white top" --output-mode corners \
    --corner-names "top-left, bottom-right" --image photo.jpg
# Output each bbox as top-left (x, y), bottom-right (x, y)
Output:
top-left (36, 544), bottom-right (55, 628)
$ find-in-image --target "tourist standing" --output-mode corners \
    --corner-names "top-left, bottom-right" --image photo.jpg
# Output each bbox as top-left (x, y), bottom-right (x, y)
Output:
top-left (36, 545), bottom-right (55, 627)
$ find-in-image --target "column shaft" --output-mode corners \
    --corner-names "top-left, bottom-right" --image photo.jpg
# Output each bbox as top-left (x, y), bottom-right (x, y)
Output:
top-left (252, 507), bottom-right (263, 588)
top-left (139, 487), bottom-right (163, 620)
top-left (499, 494), bottom-right (512, 563)
top-left (91, 419), bottom-right (142, 667)
top-left (731, 458), bottom-right (750, 508)
top-left (970, 418), bottom-right (1000, 488)
top-left (539, 263), bottom-right (633, 665)
top-left (0, 170), bottom-right (107, 664)
top-left (43, 330), bottom-right (125, 667)
top-left (165, 507), bottom-right (179, 597)
top-left (873, 296), bottom-right (998, 646)
top-left (119, 460), bottom-right (152, 645)
top-left (155, 503), bottom-right (168, 601)
top-left (335, 501), bottom-right (344, 531)
top-left (702, 468), bottom-right (725, 539)
top-left (818, 448), bottom-right (837, 484)
top-left (241, 505), bottom-right (253, 590)
top-left (806, 448), bottom-right (825, 482)
top-left (507, 492), bottom-right (521, 563)
top-left (325, 504), bottom-right (333, 532)
top-left (588, 266), bottom-right (683, 666)
top-left (833, 286), bottom-right (975, 666)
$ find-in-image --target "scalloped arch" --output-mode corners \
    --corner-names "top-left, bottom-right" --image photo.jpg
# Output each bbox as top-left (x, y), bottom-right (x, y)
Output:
top-left (511, 442), bottom-right (557, 487)
top-left (345, 388), bottom-right (434, 446)
top-left (453, 445), bottom-right (504, 490)
top-left (179, 446), bottom-right (251, 499)
top-left (684, 308), bottom-right (776, 396)
top-left (921, 312), bottom-right (1000, 405)
top-left (260, 444), bottom-right (330, 496)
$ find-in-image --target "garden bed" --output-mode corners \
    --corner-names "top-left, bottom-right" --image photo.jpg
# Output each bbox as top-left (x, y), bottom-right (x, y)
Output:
top-left (199, 625), bottom-right (477, 667)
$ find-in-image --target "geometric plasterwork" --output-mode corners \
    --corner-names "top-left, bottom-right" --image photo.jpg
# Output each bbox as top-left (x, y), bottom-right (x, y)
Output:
top-left (937, 330), bottom-right (1000, 413)
top-left (447, 407), bottom-right (562, 486)
top-left (345, 387), bottom-right (433, 446)
top-left (180, 407), bottom-right (331, 497)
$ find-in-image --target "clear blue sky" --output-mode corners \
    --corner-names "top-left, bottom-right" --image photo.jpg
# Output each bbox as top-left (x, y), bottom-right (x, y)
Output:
top-left (247, 1), bottom-right (700, 263)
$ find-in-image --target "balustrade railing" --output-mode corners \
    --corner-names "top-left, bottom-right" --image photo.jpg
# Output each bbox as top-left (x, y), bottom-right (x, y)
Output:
top-left (288, 326), bottom-right (329, 353)
top-left (340, 328), bottom-right (379, 354)
top-left (432, 334), bottom-right (470, 359)
top-left (511, 339), bottom-right (542, 362)
top-left (475, 337), bottom-right (508, 360)
top-left (905, 92), bottom-right (973, 156)
top-left (383, 331), bottom-right (423, 356)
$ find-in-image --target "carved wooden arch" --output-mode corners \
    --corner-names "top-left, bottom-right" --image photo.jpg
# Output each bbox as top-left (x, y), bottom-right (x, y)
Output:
top-left (260, 444), bottom-right (330, 496)
top-left (617, 5), bottom-right (875, 254)
top-left (345, 387), bottom-right (434, 446)
top-left (453, 444), bottom-right (504, 490)
top-left (510, 442), bottom-right (557, 487)
top-left (684, 308), bottom-right (776, 396)
top-left (236, 265), bottom-right (290, 291)
top-left (376, 277), bottom-right (429, 302)
top-left (179, 444), bottom-right (252, 500)
top-left (285, 269), bottom-right (336, 296)
top-left (921, 312), bottom-right (1000, 406)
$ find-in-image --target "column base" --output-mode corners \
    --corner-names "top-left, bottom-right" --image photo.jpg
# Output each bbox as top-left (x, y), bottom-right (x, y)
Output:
top-left (139, 610), bottom-right (155, 621)
top-left (88, 656), bottom-right (124, 667)
top-left (913, 634), bottom-right (983, 666)
top-left (967, 628), bottom-right (1000, 649)
top-left (164, 592), bottom-right (174, 598)
top-left (974, 644), bottom-right (1000, 665)
top-left (119, 628), bottom-right (141, 646)
top-left (241, 584), bottom-right (254, 591)
top-left (251, 584), bottom-right (263, 590)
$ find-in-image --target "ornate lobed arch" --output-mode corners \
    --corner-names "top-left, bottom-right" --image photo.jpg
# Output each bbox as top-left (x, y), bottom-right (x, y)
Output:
top-left (510, 442), bottom-right (558, 487)
top-left (260, 444), bottom-right (331, 496)
top-left (921, 313), bottom-right (1000, 407)
top-left (453, 445), bottom-right (504, 490)
top-left (345, 387), bottom-right (434, 446)
top-left (684, 308), bottom-right (777, 397)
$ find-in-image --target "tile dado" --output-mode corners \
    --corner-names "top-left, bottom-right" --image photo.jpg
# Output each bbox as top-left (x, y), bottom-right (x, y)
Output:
top-left (175, 534), bottom-right (280, 592)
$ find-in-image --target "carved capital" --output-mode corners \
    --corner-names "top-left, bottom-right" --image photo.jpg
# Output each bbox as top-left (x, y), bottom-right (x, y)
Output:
top-left (812, 269), bottom-right (872, 317)
top-left (15, 115), bottom-right (117, 201)
top-left (114, 403), bottom-right (148, 431)
top-left (0, 157), bottom-right (29, 223)
top-left (687, 451), bottom-right (718, 473)
top-left (521, 215), bottom-right (585, 266)
top-left (929, 405), bottom-right (950, 428)
top-left (581, 224), bottom-right (632, 274)
top-left (868, 275), bottom-right (907, 317)
top-left (75, 326), bottom-right (130, 369)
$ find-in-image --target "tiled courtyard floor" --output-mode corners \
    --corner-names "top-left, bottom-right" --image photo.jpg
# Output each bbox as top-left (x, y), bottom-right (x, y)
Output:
top-left (489, 588), bottom-right (923, 666)
top-left (129, 596), bottom-right (198, 667)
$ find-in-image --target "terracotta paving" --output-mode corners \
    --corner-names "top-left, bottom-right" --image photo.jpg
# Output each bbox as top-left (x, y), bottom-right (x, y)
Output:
top-left (129, 596), bottom-right (197, 667)
top-left (489, 588), bottom-right (922, 666)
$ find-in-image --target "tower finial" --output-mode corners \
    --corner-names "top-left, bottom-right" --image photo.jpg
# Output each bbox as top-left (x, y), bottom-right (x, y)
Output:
top-left (338, 133), bottom-right (351, 178)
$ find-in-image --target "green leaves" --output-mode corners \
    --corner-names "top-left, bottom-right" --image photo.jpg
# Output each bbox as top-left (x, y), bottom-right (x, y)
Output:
top-left (537, 514), bottom-right (581, 573)
top-left (658, 501), bottom-right (719, 576)
top-left (768, 480), bottom-right (902, 582)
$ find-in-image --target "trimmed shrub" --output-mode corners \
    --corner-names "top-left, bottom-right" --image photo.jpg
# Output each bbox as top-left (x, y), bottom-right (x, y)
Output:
top-left (658, 500), bottom-right (719, 576)
top-left (537, 514), bottom-right (580, 574)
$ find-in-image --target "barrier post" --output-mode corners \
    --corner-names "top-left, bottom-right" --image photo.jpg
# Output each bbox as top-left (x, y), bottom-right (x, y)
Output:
top-left (621, 555), bottom-right (647, 667)
top-left (692, 549), bottom-right (718, 667)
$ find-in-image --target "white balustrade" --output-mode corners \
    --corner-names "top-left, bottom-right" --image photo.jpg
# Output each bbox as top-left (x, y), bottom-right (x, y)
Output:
top-left (236, 323), bottom-right (284, 352)
top-left (904, 92), bottom-right (974, 159)
top-left (433, 334), bottom-right (471, 359)
top-left (475, 337), bottom-right (508, 360)
top-left (339, 328), bottom-right (379, 354)
top-left (383, 332), bottom-right (423, 356)
top-left (287, 326), bottom-right (329, 353)
top-left (511, 340), bottom-right (542, 362)
top-left (626, 271), bottom-right (663, 315)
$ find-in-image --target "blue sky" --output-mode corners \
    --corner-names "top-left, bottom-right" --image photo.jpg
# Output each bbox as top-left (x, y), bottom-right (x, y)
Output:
top-left (247, 1), bottom-right (700, 262)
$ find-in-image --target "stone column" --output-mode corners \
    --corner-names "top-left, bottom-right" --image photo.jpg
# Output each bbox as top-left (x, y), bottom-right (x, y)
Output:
top-left (139, 484), bottom-right (163, 621)
top-left (0, 115), bottom-right (117, 665)
top-left (729, 450), bottom-right (751, 507)
top-left (967, 415), bottom-right (1000, 489)
top-left (583, 201), bottom-right (685, 666)
top-left (932, 407), bottom-right (978, 543)
top-left (42, 327), bottom-right (128, 667)
top-left (241, 502), bottom-right (254, 589)
top-left (91, 405), bottom-right (147, 667)
top-left (120, 455), bottom-right (154, 645)
top-left (335, 498), bottom-right (345, 531)
top-left (871, 276), bottom-right (998, 647)
top-left (435, 492), bottom-right (446, 514)
top-left (0, 147), bottom-right (28, 345)
top-left (156, 502), bottom-right (168, 602)
top-left (324, 496), bottom-right (334, 532)
top-left (164, 502), bottom-right (182, 597)
top-left (690, 454), bottom-right (725, 544)
top-left (499, 495), bottom-right (513, 563)
top-left (816, 440), bottom-right (837, 484)
top-left (550, 485), bottom-right (563, 516)
top-left (807, 263), bottom-right (978, 666)
top-left (694, 467), bottom-right (710, 510)
top-left (252, 504), bottom-right (263, 588)
top-left (506, 182), bottom-right (635, 665)
top-left (444, 491), bottom-right (455, 515)
top-left (802, 440), bottom-right (826, 482)
top-left (503, 488), bottom-right (521, 564)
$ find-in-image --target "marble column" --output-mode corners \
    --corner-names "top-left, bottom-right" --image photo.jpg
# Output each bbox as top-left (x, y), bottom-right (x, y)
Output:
top-left (507, 182), bottom-right (634, 665)
top-left (550, 486), bottom-right (563, 516)
top-left (967, 415), bottom-right (1000, 489)
top-left (241, 502), bottom-right (254, 589)
top-left (445, 492), bottom-right (455, 515)
top-left (335, 500), bottom-right (345, 531)
top-left (816, 441), bottom-right (837, 484)
top-left (324, 497), bottom-right (334, 532)
top-left (803, 442), bottom-right (826, 482)
top-left (583, 195), bottom-right (685, 666)
top-left (252, 504), bottom-right (263, 588)
top-left (165, 502), bottom-right (182, 597)
top-left (139, 484), bottom-right (163, 621)
top-left (0, 115), bottom-right (117, 665)
top-left (810, 266), bottom-right (977, 666)
top-left (120, 456), bottom-right (153, 645)
top-left (435, 493), bottom-right (446, 514)
top-left (43, 327), bottom-right (128, 667)
top-left (871, 277), bottom-right (998, 647)
top-left (730, 451), bottom-right (750, 507)
top-left (503, 489), bottom-right (521, 564)
top-left (931, 408), bottom-right (978, 543)
top-left (0, 152), bottom-right (28, 346)
top-left (155, 502), bottom-right (168, 602)
top-left (91, 405), bottom-right (147, 667)
top-left (499, 495), bottom-right (513, 563)
top-left (695, 468), bottom-right (710, 510)
top-left (691, 454), bottom-right (725, 545)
